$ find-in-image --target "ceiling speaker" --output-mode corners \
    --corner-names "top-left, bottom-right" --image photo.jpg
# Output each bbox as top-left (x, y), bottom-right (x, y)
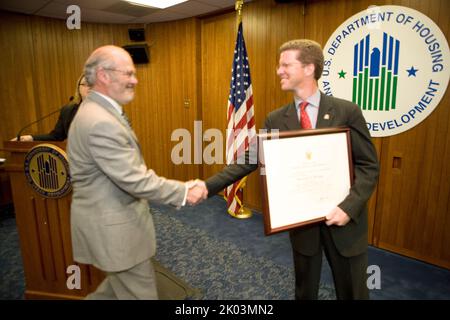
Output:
top-left (128, 28), bottom-right (145, 41)
top-left (122, 44), bottom-right (149, 64)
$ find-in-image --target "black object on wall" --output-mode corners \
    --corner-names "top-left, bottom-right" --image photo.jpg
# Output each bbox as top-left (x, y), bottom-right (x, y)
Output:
top-left (122, 44), bottom-right (149, 64)
top-left (128, 28), bottom-right (145, 41)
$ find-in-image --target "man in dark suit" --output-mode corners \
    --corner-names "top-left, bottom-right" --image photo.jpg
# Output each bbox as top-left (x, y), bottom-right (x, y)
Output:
top-left (206, 39), bottom-right (379, 299)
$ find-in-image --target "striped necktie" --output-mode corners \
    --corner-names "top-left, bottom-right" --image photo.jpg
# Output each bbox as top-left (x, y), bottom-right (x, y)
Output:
top-left (122, 111), bottom-right (132, 128)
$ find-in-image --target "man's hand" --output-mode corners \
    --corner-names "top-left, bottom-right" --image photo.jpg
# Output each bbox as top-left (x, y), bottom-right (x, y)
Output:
top-left (325, 207), bottom-right (351, 226)
top-left (186, 179), bottom-right (208, 205)
top-left (11, 135), bottom-right (33, 142)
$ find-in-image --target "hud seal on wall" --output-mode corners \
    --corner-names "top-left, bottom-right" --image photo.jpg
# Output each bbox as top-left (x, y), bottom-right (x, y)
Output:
top-left (24, 144), bottom-right (71, 198)
top-left (320, 5), bottom-right (449, 137)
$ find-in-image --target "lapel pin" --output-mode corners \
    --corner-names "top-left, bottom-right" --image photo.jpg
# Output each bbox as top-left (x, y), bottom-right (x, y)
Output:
top-left (323, 114), bottom-right (330, 120)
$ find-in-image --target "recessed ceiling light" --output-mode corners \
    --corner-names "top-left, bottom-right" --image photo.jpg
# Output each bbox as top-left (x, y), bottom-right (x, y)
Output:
top-left (124, 0), bottom-right (188, 9)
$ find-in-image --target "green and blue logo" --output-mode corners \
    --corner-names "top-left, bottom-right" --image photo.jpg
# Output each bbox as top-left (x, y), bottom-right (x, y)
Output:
top-left (321, 5), bottom-right (449, 137)
top-left (352, 33), bottom-right (400, 112)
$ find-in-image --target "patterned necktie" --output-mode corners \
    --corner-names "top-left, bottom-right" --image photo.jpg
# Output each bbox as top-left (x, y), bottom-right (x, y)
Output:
top-left (122, 111), bottom-right (132, 128)
top-left (299, 101), bottom-right (312, 129)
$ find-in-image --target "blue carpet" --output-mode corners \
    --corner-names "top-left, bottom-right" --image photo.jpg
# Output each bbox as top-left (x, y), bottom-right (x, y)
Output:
top-left (0, 214), bottom-right (25, 300)
top-left (1, 195), bottom-right (449, 300)
top-left (153, 207), bottom-right (335, 299)
top-left (367, 246), bottom-right (450, 299)
top-left (151, 195), bottom-right (450, 300)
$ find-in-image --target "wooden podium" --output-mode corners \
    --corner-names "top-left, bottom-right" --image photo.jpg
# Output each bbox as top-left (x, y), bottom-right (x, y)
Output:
top-left (3, 141), bottom-right (104, 299)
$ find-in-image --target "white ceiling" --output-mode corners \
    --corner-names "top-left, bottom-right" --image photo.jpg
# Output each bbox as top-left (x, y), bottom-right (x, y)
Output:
top-left (0, 0), bottom-right (251, 24)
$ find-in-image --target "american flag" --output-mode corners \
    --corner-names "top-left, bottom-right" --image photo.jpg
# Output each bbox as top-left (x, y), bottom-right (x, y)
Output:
top-left (225, 22), bottom-right (256, 217)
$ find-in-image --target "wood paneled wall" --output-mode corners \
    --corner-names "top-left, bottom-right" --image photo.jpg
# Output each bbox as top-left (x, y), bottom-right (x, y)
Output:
top-left (139, 19), bottom-right (201, 181)
top-left (371, 0), bottom-right (450, 269)
top-left (0, 12), bottom-right (200, 181)
top-left (0, 12), bottom-right (128, 156)
top-left (0, 13), bottom-right (37, 149)
top-left (1, 0), bottom-right (449, 269)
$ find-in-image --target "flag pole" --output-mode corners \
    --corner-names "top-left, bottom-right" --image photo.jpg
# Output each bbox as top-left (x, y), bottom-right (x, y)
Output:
top-left (235, 0), bottom-right (243, 25)
top-left (233, 0), bottom-right (252, 220)
top-left (233, 177), bottom-right (252, 219)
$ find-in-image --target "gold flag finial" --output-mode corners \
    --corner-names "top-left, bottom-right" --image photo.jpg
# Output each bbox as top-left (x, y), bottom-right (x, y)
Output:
top-left (235, 0), bottom-right (244, 24)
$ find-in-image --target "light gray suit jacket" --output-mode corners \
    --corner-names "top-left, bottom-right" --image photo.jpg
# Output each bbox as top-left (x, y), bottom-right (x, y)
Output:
top-left (67, 92), bottom-right (185, 272)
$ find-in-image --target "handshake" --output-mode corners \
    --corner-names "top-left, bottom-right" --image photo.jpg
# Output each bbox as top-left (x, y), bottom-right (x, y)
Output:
top-left (185, 179), bottom-right (208, 206)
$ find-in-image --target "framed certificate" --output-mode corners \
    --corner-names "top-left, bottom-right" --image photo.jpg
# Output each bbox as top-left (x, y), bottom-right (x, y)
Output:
top-left (258, 127), bottom-right (353, 235)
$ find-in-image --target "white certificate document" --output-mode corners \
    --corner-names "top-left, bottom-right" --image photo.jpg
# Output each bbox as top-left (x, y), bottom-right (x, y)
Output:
top-left (260, 128), bottom-right (352, 235)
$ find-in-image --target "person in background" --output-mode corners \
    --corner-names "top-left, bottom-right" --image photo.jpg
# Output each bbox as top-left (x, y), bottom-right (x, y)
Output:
top-left (12, 74), bottom-right (89, 141)
top-left (205, 39), bottom-right (379, 300)
top-left (67, 45), bottom-right (207, 300)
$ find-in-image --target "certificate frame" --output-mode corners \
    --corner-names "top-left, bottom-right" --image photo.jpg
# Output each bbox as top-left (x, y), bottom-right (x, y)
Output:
top-left (258, 127), bottom-right (353, 235)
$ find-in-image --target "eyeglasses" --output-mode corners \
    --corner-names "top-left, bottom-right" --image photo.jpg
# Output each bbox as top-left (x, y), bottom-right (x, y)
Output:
top-left (103, 68), bottom-right (137, 78)
top-left (276, 62), bottom-right (303, 71)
